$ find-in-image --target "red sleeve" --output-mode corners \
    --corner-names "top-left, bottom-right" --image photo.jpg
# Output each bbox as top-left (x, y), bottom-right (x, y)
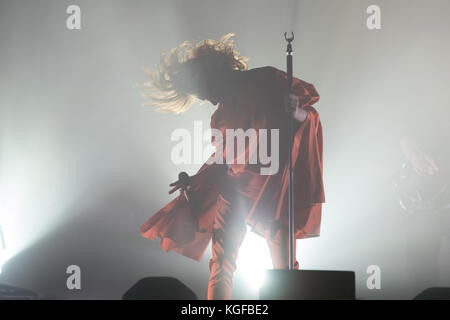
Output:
top-left (271, 66), bottom-right (320, 109)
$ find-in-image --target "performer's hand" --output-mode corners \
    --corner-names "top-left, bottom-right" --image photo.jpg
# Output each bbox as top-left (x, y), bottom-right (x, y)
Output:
top-left (168, 179), bottom-right (184, 194)
top-left (284, 94), bottom-right (307, 122)
top-left (168, 174), bottom-right (193, 194)
top-left (284, 94), bottom-right (299, 115)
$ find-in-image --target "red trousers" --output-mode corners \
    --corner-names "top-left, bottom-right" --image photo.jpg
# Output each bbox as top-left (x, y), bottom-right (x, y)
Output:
top-left (207, 169), bottom-right (299, 300)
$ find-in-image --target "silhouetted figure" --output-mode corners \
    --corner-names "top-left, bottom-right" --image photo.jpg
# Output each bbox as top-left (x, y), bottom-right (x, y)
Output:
top-left (139, 34), bottom-right (325, 299)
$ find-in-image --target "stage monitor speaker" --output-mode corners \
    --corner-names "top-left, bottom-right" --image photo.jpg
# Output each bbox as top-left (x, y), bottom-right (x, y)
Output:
top-left (259, 270), bottom-right (355, 300)
top-left (413, 287), bottom-right (450, 300)
top-left (122, 277), bottom-right (198, 300)
top-left (0, 284), bottom-right (39, 300)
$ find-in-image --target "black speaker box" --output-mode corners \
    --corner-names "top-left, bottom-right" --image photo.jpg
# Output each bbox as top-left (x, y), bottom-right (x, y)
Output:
top-left (259, 270), bottom-right (355, 300)
top-left (123, 277), bottom-right (198, 300)
top-left (413, 287), bottom-right (450, 300)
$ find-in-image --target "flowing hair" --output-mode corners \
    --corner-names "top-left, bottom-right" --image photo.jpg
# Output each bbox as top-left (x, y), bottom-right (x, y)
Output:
top-left (140, 33), bottom-right (248, 114)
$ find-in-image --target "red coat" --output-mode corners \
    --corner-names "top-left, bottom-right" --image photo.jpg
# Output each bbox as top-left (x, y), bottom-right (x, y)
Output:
top-left (140, 66), bottom-right (325, 261)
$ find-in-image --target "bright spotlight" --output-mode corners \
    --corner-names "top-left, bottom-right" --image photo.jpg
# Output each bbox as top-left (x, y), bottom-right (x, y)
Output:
top-left (236, 226), bottom-right (273, 291)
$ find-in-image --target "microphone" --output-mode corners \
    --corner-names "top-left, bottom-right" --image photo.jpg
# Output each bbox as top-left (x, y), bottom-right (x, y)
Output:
top-left (178, 171), bottom-right (193, 202)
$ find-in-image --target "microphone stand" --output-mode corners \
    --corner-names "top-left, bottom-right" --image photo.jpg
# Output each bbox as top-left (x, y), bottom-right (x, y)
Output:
top-left (259, 34), bottom-right (357, 300)
top-left (285, 32), bottom-right (295, 270)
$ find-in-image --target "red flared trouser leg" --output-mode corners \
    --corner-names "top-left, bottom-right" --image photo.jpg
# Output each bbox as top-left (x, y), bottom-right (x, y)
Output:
top-left (266, 227), bottom-right (300, 270)
top-left (207, 192), bottom-right (247, 300)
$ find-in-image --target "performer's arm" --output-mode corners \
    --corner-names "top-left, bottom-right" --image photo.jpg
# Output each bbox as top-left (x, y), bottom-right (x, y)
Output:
top-left (168, 157), bottom-right (226, 195)
top-left (272, 67), bottom-right (319, 122)
top-left (168, 170), bottom-right (206, 195)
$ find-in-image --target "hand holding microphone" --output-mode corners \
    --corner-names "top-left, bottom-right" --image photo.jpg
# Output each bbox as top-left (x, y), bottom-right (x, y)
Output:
top-left (168, 172), bottom-right (206, 233)
top-left (168, 171), bottom-right (194, 203)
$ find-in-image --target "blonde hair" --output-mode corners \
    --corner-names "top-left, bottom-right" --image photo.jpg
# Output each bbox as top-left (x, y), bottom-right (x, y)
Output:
top-left (140, 33), bottom-right (248, 114)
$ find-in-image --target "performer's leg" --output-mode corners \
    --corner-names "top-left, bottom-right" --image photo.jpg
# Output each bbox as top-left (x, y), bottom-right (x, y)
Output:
top-left (266, 226), bottom-right (300, 270)
top-left (207, 192), bottom-right (247, 300)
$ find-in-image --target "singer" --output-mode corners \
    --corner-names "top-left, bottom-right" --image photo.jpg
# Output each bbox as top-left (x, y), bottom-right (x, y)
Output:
top-left (139, 34), bottom-right (325, 299)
